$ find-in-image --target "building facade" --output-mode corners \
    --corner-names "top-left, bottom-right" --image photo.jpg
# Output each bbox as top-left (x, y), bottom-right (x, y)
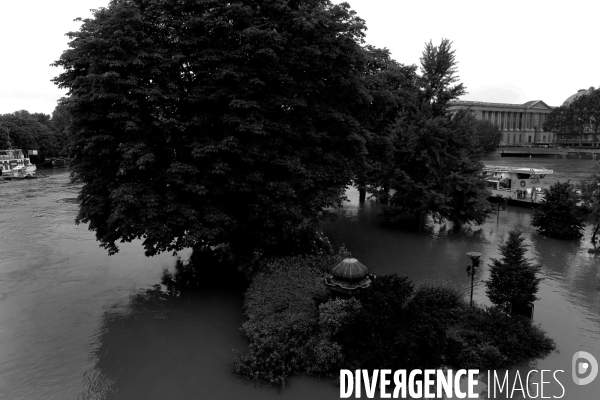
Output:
top-left (449, 100), bottom-right (555, 146)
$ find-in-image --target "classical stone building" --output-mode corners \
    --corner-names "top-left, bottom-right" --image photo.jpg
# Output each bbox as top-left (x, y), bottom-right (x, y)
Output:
top-left (449, 100), bottom-right (555, 146)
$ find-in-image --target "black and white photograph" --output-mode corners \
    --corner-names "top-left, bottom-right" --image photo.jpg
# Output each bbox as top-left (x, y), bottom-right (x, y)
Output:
top-left (1, 1), bottom-right (599, 399)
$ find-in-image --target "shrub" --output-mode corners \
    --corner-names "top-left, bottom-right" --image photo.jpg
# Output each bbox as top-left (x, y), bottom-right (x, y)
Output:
top-left (235, 266), bottom-right (556, 386)
top-left (234, 253), bottom-right (340, 386)
top-left (485, 230), bottom-right (542, 314)
top-left (336, 275), bottom-right (417, 370)
top-left (447, 306), bottom-right (556, 370)
top-left (532, 181), bottom-right (585, 239)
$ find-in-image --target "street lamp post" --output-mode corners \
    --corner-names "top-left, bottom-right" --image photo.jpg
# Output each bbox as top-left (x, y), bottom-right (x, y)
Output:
top-left (495, 196), bottom-right (508, 224)
top-left (466, 252), bottom-right (482, 307)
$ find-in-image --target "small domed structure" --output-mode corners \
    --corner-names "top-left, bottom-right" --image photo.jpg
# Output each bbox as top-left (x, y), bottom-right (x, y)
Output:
top-left (324, 258), bottom-right (373, 295)
top-left (562, 87), bottom-right (595, 107)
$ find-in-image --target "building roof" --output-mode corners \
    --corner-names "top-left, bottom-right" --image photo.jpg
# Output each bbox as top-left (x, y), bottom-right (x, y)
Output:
top-left (450, 100), bottom-right (554, 110)
top-left (562, 87), bottom-right (595, 107)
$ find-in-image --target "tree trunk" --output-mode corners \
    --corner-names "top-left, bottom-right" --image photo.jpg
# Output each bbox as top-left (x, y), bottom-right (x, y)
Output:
top-left (592, 224), bottom-right (599, 245)
top-left (358, 186), bottom-right (366, 204)
top-left (379, 184), bottom-right (390, 205)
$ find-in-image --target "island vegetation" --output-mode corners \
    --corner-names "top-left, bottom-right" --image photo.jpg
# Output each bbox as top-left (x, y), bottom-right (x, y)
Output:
top-left (532, 181), bottom-right (585, 239)
top-left (233, 244), bottom-right (555, 387)
top-left (48, 0), bottom-right (564, 389)
top-left (52, 0), bottom-right (500, 260)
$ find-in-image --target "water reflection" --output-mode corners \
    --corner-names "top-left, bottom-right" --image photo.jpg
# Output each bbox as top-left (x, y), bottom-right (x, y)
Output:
top-left (2, 160), bottom-right (600, 399)
top-left (79, 257), bottom-right (341, 400)
top-left (323, 179), bottom-right (600, 399)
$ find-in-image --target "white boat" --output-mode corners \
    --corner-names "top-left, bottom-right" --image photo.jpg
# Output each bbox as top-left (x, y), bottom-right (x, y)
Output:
top-left (0, 149), bottom-right (37, 179)
top-left (483, 165), bottom-right (553, 205)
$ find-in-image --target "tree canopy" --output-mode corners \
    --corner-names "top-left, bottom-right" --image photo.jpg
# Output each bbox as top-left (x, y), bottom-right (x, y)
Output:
top-left (579, 165), bottom-right (600, 244)
top-left (374, 39), bottom-right (492, 226)
top-left (532, 181), bottom-right (584, 239)
top-left (485, 230), bottom-right (542, 314)
top-left (544, 88), bottom-right (600, 146)
top-left (53, 0), bottom-right (372, 257)
top-left (473, 119), bottom-right (502, 153)
top-left (0, 110), bottom-right (68, 156)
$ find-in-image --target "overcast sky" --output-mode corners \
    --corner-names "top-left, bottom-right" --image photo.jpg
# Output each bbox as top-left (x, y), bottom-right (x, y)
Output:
top-left (1, 0), bottom-right (598, 116)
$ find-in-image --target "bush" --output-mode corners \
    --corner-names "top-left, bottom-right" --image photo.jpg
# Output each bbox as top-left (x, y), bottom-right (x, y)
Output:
top-left (236, 266), bottom-right (556, 386)
top-left (447, 306), bottom-right (556, 370)
top-left (532, 181), bottom-right (585, 239)
top-left (234, 253), bottom-right (341, 386)
top-left (335, 275), bottom-right (416, 370)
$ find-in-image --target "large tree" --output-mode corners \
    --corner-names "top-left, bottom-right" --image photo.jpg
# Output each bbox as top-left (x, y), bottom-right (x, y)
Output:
top-left (544, 89), bottom-right (600, 147)
top-left (354, 46), bottom-right (417, 202)
top-left (543, 105), bottom-right (569, 146)
top-left (380, 39), bottom-right (492, 225)
top-left (53, 0), bottom-right (371, 258)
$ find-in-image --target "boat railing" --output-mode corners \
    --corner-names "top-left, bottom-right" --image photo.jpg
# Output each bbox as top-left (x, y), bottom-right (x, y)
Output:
top-left (483, 165), bottom-right (553, 174)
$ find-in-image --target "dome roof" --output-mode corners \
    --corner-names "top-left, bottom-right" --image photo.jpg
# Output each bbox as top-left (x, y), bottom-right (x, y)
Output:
top-left (324, 258), bottom-right (373, 295)
top-left (331, 258), bottom-right (370, 281)
top-left (562, 87), bottom-right (595, 107)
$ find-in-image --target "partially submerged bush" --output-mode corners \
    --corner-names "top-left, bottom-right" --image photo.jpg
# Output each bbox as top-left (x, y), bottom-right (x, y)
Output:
top-left (236, 265), bottom-right (556, 387)
top-left (234, 253), bottom-right (340, 386)
top-left (447, 306), bottom-right (556, 370)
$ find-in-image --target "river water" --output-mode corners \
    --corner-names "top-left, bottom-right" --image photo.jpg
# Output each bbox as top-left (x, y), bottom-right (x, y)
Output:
top-left (0, 156), bottom-right (599, 399)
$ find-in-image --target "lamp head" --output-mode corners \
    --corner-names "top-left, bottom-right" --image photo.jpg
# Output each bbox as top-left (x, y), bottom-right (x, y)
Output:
top-left (466, 252), bottom-right (482, 261)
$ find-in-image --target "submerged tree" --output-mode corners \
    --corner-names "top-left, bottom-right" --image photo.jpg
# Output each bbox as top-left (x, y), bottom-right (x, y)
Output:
top-left (381, 39), bottom-right (492, 226)
top-left (355, 46), bottom-right (417, 203)
top-left (579, 165), bottom-right (600, 244)
top-left (473, 119), bottom-right (502, 153)
top-left (532, 181), bottom-right (584, 239)
top-left (485, 230), bottom-right (542, 314)
top-left (53, 0), bottom-right (371, 258)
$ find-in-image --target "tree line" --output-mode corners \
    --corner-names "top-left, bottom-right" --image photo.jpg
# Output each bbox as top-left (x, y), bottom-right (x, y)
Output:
top-left (52, 0), bottom-right (501, 261)
top-left (0, 105), bottom-right (71, 157)
top-left (543, 88), bottom-right (600, 146)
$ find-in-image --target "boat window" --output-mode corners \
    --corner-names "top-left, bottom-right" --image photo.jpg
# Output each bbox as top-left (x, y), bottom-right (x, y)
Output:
top-left (516, 173), bottom-right (531, 179)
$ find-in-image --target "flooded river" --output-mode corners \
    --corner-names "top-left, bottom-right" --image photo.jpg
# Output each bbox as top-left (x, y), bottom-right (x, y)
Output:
top-left (1, 155), bottom-right (599, 399)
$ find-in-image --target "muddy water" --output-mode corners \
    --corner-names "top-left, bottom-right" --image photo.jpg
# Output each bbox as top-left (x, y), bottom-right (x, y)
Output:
top-left (1, 156), bottom-right (599, 399)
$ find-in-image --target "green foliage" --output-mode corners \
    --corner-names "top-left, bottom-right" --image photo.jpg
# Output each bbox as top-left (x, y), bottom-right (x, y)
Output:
top-left (237, 267), bottom-right (555, 387)
top-left (355, 46), bottom-right (418, 194)
top-left (473, 119), bottom-right (502, 153)
top-left (234, 253), bottom-right (341, 386)
top-left (544, 89), bottom-right (600, 145)
top-left (0, 110), bottom-right (68, 156)
top-left (447, 306), bottom-right (555, 370)
top-left (532, 181), bottom-right (585, 239)
top-left (53, 0), bottom-right (371, 257)
top-left (579, 164), bottom-right (600, 243)
top-left (375, 39), bottom-right (492, 225)
top-left (385, 109), bottom-right (492, 226)
top-left (337, 275), bottom-right (416, 370)
top-left (485, 230), bottom-right (542, 314)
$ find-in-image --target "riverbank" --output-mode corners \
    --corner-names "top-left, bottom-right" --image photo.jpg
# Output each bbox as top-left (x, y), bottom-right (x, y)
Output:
top-left (497, 147), bottom-right (600, 159)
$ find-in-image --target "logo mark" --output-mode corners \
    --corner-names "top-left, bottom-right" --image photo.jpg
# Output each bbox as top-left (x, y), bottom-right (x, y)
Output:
top-left (572, 351), bottom-right (598, 385)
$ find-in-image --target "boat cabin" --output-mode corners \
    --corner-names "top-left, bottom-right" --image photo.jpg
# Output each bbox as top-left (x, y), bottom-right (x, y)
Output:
top-left (0, 149), bottom-right (34, 174)
top-left (483, 165), bottom-right (553, 202)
